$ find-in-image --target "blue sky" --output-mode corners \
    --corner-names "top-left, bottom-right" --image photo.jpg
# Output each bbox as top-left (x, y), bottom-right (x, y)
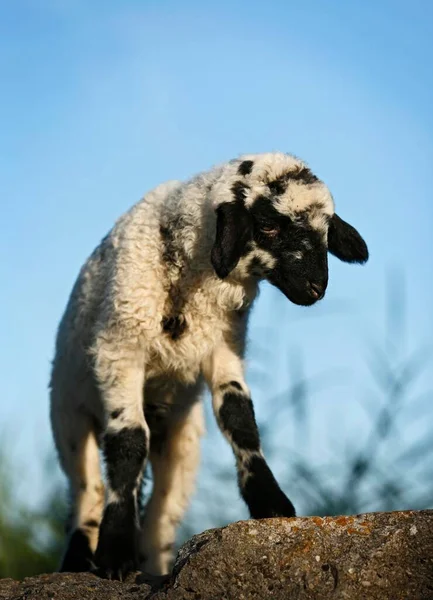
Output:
top-left (1, 0), bottom-right (432, 510)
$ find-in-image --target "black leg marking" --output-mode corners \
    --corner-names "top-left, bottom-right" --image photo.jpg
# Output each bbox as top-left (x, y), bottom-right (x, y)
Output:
top-left (219, 391), bottom-right (260, 451)
top-left (242, 455), bottom-right (296, 519)
top-left (94, 427), bottom-right (148, 579)
top-left (103, 427), bottom-right (147, 494)
top-left (238, 160), bottom-right (254, 175)
top-left (94, 499), bottom-right (139, 580)
top-left (60, 529), bottom-right (94, 573)
top-left (216, 385), bottom-right (296, 520)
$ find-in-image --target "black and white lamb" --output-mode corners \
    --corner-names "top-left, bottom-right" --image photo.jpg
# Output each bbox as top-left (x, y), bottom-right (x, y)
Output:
top-left (50, 151), bottom-right (369, 579)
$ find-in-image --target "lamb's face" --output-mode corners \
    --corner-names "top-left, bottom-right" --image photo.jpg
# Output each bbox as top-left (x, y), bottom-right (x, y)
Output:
top-left (211, 153), bottom-right (369, 307)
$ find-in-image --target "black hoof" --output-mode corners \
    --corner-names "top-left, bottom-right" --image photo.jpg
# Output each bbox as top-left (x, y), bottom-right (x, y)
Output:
top-left (92, 559), bottom-right (138, 582)
top-left (60, 529), bottom-right (94, 573)
top-left (242, 456), bottom-right (296, 519)
top-left (94, 533), bottom-right (139, 581)
top-left (92, 552), bottom-right (139, 581)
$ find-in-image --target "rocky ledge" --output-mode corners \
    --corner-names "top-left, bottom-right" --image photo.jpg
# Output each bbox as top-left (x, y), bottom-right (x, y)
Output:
top-left (1, 510), bottom-right (432, 599)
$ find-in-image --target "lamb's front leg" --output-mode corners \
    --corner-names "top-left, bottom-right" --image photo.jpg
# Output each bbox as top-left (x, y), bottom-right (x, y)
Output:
top-left (93, 345), bottom-right (149, 580)
top-left (203, 344), bottom-right (296, 519)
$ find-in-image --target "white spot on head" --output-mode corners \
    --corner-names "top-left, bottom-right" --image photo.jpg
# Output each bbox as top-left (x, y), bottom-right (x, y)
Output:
top-left (272, 178), bottom-right (334, 219)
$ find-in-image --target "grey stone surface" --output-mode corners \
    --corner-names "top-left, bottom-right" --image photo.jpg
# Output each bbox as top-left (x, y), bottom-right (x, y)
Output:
top-left (1, 511), bottom-right (432, 599)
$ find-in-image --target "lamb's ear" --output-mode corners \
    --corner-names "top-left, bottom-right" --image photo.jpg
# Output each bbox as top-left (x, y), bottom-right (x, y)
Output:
top-left (211, 201), bottom-right (252, 279)
top-left (327, 214), bottom-right (369, 264)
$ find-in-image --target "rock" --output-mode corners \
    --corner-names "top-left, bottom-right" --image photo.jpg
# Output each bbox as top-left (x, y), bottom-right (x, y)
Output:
top-left (157, 509), bottom-right (433, 599)
top-left (0, 572), bottom-right (156, 600)
top-left (1, 511), bottom-right (433, 599)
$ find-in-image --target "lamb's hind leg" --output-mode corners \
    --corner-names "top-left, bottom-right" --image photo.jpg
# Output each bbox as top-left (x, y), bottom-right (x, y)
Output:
top-left (141, 397), bottom-right (204, 575)
top-left (51, 402), bottom-right (105, 573)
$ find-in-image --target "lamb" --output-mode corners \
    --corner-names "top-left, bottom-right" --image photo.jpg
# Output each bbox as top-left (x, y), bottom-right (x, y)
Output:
top-left (50, 151), bottom-right (369, 579)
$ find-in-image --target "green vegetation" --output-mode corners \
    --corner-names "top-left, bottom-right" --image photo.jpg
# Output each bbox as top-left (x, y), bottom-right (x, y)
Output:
top-left (0, 453), bottom-right (65, 578)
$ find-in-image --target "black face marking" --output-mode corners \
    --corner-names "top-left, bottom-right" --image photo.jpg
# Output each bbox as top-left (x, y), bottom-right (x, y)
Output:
top-left (251, 195), bottom-right (291, 224)
top-left (219, 391), bottom-right (260, 451)
top-left (251, 196), bottom-right (317, 249)
top-left (94, 497), bottom-right (139, 579)
top-left (162, 314), bottom-right (187, 340)
top-left (248, 196), bottom-right (329, 305)
top-left (60, 529), bottom-right (94, 573)
top-left (231, 180), bottom-right (249, 203)
top-left (241, 455), bottom-right (296, 519)
top-left (110, 408), bottom-right (124, 420)
top-left (267, 167), bottom-right (319, 196)
top-left (103, 427), bottom-right (147, 495)
top-left (238, 160), bottom-right (254, 176)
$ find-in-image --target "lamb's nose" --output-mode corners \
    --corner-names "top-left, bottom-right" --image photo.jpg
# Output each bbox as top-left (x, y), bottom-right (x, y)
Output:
top-left (308, 281), bottom-right (326, 300)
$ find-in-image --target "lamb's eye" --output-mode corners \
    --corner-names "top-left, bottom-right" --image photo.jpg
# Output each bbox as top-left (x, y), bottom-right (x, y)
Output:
top-left (260, 224), bottom-right (280, 236)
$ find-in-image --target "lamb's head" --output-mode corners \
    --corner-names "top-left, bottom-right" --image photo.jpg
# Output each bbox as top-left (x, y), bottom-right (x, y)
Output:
top-left (210, 152), bottom-right (369, 306)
